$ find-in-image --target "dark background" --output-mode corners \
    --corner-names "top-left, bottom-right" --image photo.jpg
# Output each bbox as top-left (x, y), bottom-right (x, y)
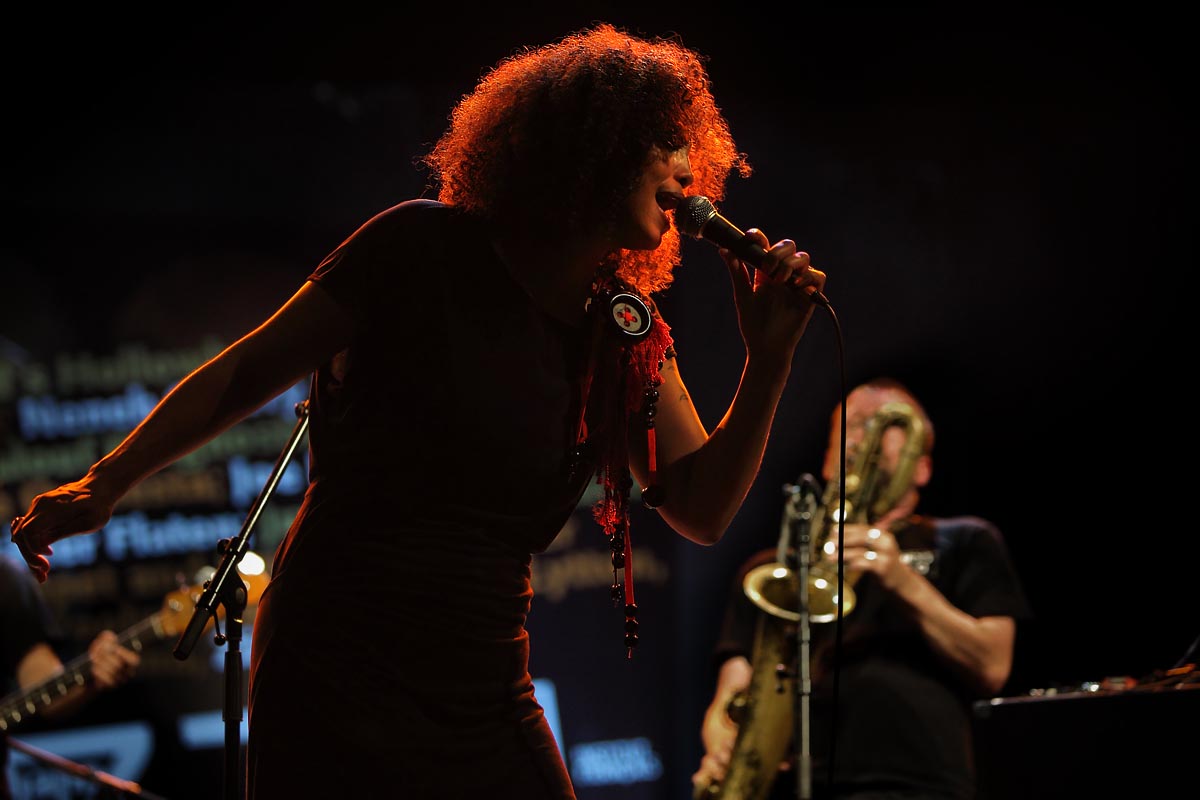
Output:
top-left (2, 6), bottom-right (1192, 799)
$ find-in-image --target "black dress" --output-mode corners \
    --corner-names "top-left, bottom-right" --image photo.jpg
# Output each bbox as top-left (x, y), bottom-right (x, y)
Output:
top-left (247, 201), bottom-right (593, 799)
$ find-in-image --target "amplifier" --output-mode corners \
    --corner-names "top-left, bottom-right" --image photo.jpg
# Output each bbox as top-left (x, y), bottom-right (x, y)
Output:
top-left (971, 675), bottom-right (1197, 799)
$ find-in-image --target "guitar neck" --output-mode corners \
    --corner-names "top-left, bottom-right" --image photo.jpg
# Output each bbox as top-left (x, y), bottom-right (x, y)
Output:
top-left (0, 611), bottom-right (166, 733)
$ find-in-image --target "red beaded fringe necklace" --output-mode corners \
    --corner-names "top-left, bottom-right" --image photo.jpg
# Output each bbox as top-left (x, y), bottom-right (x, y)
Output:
top-left (574, 265), bottom-right (674, 659)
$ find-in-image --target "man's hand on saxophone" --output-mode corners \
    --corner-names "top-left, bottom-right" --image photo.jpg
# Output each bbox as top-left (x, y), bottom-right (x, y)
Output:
top-left (824, 522), bottom-right (909, 593)
top-left (692, 656), bottom-right (747, 793)
top-left (693, 652), bottom-right (796, 797)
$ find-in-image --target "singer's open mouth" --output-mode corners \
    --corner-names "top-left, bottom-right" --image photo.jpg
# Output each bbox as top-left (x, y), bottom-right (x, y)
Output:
top-left (656, 191), bottom-right (682, 212)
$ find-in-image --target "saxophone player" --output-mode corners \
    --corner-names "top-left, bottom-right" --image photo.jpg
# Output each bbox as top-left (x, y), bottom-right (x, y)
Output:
top-left (693, 377), bottom-right (1031, 800)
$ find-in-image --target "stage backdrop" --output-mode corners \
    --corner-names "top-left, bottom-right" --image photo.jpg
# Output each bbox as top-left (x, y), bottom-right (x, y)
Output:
top-left (0, 335), bottom-right (685, 799)
top-left (3, 7), bottom-right (1194, 799)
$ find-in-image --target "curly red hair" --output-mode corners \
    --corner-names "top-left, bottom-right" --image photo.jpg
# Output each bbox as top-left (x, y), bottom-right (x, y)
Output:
top-left (422, 23), bottom-right (750, 295)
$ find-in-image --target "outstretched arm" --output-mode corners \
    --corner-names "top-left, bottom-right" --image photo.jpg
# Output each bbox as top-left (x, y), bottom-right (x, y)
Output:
top-left (10, 281), bottom-right (353, 581)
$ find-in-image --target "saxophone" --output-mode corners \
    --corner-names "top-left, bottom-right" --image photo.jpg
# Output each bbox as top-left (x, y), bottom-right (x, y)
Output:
top-left (694, 400), bottom-right (930, 800)
top-left (797, 399), bottom-right (929, 622)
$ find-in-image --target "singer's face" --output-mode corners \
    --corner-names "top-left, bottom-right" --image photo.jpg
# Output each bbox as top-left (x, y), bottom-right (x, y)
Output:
top-left (616, 145), bottom-right (693, 251)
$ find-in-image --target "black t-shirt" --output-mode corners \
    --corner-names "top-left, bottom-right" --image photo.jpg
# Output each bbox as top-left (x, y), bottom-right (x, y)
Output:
top-left (1, 556), bottom-right (62, 800)
top-left (712, 515), bottom-right (1032, 800)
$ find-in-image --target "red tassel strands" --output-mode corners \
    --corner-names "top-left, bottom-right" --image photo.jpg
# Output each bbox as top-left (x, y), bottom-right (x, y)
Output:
top-left (577, 270), bottom-right (673, 658)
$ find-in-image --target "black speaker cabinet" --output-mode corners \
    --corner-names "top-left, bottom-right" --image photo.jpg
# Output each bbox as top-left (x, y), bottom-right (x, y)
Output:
top-left (971, 682), bottom-right (1198, 799)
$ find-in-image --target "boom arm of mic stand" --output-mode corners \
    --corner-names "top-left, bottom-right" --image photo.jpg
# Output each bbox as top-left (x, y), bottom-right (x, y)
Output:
top-left (171, 398), bottom-right (310, 800)
top-left (7, 737), bottom-right (171, 800)
top-left (173, 399), bottom-right (310, 660)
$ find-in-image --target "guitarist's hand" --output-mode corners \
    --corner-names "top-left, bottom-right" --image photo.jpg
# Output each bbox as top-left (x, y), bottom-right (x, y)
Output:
top-left (10, 478), bottom-right (116, 583)
top-left (86, 630), bottom-right (141, 690)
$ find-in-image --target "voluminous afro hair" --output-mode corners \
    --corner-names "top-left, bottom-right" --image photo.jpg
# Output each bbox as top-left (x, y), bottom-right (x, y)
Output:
top-left (422, 23), bottom-right (749, 295)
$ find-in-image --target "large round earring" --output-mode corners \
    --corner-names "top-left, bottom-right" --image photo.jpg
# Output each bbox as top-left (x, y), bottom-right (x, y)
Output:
top-left (607, 292), bottom-right (653, 339)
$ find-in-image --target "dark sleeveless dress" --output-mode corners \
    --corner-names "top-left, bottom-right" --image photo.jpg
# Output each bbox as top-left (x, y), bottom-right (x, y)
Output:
top-left (247, 200), bottom-right (592, 799)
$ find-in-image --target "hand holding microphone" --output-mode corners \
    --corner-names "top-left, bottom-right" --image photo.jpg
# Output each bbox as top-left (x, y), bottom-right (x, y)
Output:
top-left (674, 195), bottom-right (829, 307)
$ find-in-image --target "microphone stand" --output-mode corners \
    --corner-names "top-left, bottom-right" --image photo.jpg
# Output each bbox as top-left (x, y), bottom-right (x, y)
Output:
top-left (781, 474), bottom-right (820, 800)
top-left (172, 399), bottom-right (310, 800)
top-left (7, 737), bottom-right (171, 799)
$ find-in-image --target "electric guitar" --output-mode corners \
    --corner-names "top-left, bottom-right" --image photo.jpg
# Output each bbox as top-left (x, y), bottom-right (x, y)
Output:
top-left (0, 568), bottom-right (269, 733)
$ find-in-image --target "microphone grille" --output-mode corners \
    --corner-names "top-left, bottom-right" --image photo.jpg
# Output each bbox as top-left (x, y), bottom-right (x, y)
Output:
top-left (674, 195), bottom-right (716, 238)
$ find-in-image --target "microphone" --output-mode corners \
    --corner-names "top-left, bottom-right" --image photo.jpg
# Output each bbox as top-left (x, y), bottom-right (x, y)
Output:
top-left (674, 195), bottom-right (829, 306)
